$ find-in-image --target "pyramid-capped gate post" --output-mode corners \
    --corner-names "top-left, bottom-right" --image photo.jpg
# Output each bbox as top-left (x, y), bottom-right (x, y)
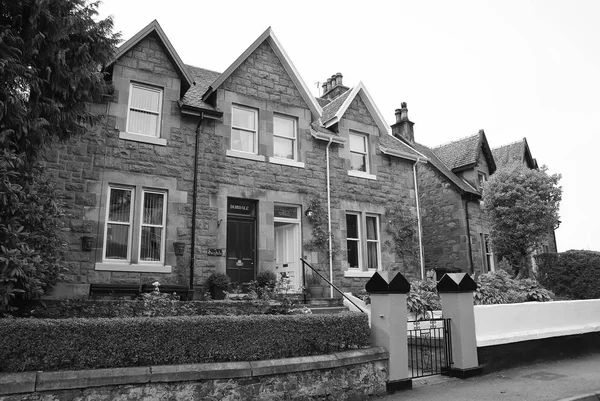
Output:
top-left (437, 272), bottom-right (482, 379)
top-left (366, 272), bottom-right (412, 393)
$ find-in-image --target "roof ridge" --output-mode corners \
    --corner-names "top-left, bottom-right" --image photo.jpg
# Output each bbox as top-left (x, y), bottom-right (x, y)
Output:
top-left (491, 138), bottom-right (525, 150)
top-left (432, 132), bottom-right (480, 150)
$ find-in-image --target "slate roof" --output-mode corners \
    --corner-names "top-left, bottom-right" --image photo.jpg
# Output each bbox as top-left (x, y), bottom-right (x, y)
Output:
top-left (379, 134), bottom-right (424, 160)
top-left (181, 65), bottom-right (221, 112)
top-left (412, 141), bottom-right (480, 196)
top-left (432, 134), bottom-right (481, 171)
top-left (316, 98), bottom-right (330, 107)
top-left (321, 89), bottom-right (352, 124)
top-left (310, 122), bottom-right (340, 137)
top-left (492, 139), bottom-right (537, 169)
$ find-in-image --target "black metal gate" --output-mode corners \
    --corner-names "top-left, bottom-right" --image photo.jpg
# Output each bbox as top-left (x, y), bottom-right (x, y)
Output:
top-left (407, 318), bottom-right (452, 378)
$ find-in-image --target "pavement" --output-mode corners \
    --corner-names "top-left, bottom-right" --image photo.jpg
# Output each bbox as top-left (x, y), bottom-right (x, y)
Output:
top-left (379, 353), bottom-right (600, 401)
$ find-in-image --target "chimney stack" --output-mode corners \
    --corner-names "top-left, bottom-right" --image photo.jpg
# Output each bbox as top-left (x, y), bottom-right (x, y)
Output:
top-left (391, 102), bottom-right (415, 143)
top-left (320, 72), bottom-right (350, 101)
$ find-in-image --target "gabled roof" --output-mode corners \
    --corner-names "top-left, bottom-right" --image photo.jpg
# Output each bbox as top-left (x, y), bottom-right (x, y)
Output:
top-left (321, 82), bottom-right (389, 135)
top-left (492, 138), bottom-right (538, 169)
top-left (379, 133), bottom-right (428, 162)
top-left (432, 130), bottom-right (496, 174)
top-left (412, 142), bottom-right (480, 197)
top-left (321, 89), bottom-right (352, 124)
top-left (110, 20), bottom-right (194, 93)
top-left (202, 27), bottom-right (322, 117)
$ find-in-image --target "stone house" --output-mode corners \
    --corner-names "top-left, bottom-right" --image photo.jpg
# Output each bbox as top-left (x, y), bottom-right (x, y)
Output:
top-left (42, 21), bottom-right (427, 299)
top-left (391, 104), bottom-right (556, 277)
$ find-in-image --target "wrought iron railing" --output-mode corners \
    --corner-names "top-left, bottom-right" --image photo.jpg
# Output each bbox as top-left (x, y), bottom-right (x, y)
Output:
top-left (407, 318), bottom-right (453, 378)
top-left (300, 258), bottom-right (365, 313)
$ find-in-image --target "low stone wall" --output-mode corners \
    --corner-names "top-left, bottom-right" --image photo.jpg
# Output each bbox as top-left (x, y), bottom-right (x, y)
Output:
top-left (474, 299), bottom-right (600, 347)
top-left (0, 348), bottom-right (388, 401)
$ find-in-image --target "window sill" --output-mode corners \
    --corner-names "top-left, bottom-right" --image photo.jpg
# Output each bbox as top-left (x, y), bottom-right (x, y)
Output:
top-left (226, 149), bottom-right (266, 162)
top-left (119, 132), bottom-right (167, 146)
top-left (348, 170), bottom-right (377, 180)
top-left (344, 269), bottom-right (378, 278)
top-left (268, 157), bottom-right (305, 168)
top-left (95, 262), bottom-right (172, 273)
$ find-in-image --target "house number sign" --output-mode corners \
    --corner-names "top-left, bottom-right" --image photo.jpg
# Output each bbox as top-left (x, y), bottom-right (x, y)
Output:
top-left (207, 248), bottom-right (224, 257)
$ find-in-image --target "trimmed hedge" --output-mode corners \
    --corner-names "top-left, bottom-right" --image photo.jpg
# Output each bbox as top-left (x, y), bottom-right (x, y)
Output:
top-left (0, 313), bottom-right (370, 372)
top-left (536, 250), bottom-right (600, 299)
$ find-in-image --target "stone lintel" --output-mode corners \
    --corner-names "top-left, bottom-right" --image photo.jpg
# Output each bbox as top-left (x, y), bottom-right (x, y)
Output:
top-left (437, 272), bottom-right (477, 293)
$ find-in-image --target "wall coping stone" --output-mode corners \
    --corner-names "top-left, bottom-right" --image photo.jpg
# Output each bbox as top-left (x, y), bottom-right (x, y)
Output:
top-left (0, 347), bottom-right (388, 396)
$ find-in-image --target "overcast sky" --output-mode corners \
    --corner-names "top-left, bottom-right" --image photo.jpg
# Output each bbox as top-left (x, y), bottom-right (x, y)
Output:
top-left (98, 0), bottom-right (600, 252)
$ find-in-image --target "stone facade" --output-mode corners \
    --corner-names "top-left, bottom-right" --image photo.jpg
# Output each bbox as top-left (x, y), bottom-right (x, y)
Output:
top-left (41, 23), bottom-right (422, 298)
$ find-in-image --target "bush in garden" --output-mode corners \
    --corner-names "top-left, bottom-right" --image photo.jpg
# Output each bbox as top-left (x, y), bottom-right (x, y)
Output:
top-left (537, 250), bottom-right (600, 299)
top-left (0, 312), bottom-right (370, 372)
top-left (407, 279), bottom-right (441, 319)
top-left (474, 270), bottom-right (553, 305)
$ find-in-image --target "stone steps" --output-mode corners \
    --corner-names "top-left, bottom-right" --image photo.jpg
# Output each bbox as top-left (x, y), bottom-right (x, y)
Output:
top-left (308, 306), bottom-right (348, 314)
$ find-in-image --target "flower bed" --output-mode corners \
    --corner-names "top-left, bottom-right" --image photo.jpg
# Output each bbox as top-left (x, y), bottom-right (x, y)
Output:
top-left (0, 313), bottom-right (370, 372)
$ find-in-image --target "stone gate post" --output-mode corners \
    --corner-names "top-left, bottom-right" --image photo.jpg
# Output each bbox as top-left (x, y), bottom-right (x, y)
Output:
top-left (437, 273), bottom-right (483, 378)
top-left (366, 272), bottom-right (411, 393)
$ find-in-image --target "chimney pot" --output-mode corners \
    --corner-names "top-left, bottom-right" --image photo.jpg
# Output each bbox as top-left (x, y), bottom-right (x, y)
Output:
top-left (395, 109), bottom-right (402, 123)
top-left (335, 72), bottom-right (343, 86)
top-left (331, 74), bottom-right (337, 87)
top-left (400, 102), bottom-right (408, 121)
top-left (326, 78), bottom-right (332, 92)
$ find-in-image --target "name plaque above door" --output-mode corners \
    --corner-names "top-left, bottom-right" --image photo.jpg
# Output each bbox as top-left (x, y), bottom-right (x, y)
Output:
top-left (227, 198), bottom-right (256, 217)
top-left (274, 205), bottom-right (298, 219)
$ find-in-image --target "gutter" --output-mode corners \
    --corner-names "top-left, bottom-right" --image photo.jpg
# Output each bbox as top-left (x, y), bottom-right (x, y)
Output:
top-left (380, 145), bottom-right (429, 163)
top-left (325, 137), bottom-right (334, 298)
top-left (310, 129), bottom-right (347, 145)
top-left (412, 158), bottom-right (426, 279)
top-left (189, 113), bottom-right (205, 294)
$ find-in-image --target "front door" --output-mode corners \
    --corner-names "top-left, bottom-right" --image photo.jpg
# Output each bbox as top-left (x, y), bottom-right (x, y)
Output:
top-left (273, 204), bottom-right (301, 291)
top-left (226, 198), bottom-right (257, 285)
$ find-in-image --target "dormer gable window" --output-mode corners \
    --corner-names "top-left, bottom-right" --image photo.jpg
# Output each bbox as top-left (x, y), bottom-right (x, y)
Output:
top-left (127, 83), bottom-right (163, 137)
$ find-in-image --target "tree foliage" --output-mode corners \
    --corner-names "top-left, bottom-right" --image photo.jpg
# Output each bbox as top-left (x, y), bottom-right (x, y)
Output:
top-left (0, 0), bottom-right (119, 159)
top-left (0, 0), bottom-right (119, 314)
top-left (483, 163), bottom-right (561, 277)
top-left (536, 250), bottom-right (600, 299)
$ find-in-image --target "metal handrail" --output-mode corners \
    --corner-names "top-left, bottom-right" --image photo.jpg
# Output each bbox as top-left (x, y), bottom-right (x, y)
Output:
top-left (300, 258), bottom-right (365, 313)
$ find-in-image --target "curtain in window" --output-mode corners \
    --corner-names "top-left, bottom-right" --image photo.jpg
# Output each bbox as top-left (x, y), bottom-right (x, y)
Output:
top-left (106, 189), bottom-right (131, 259)
top-left (366, 216), bottom-right (378, 269)
top-left (128, 86), bottom-right (160, 136)
top-left (140, 193), bottom-right (164, 261)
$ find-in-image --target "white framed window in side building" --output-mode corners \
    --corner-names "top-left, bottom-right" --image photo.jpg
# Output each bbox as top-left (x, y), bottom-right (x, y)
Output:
top-left (273, 114), bottom-right (297, 160)
top-left (478, 172), bottom-right (487, 192)
top-left (100, 185), bottom-right (169, 272)
top-left (345, 212), bottom-right (381, 274)
top-left (126, 83), bottom-right (163, 138)
top-left (483, 234), bottom-right (495, 272)
top-left (349, 132), bottom-right (369, 173)
top-left (231, 105), bottom-right (258, 154)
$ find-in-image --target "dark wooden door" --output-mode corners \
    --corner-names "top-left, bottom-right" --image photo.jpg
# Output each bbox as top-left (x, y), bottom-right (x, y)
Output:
top-left (226, 218), bottom-right (256, 285)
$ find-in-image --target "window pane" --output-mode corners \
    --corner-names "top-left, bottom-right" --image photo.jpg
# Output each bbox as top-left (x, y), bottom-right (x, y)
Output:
top-left (108, 189), bottom-right (131, 222)
top-left (106, 224), bottom-right (129, 259)
top-left (130, 86), bottom-right (160, 112)
top-left (231, 128), bottom-right (255, 153)
top-left (273, 137), bottom-right (294, 159)
top-left (274, 116), bottom-right (295, 138)
top-left (233, 107), bottom-right (255, 130)
top-left (350, 153), bottom-right (366, 172)
top-left (143, 193), bottom-right (164, 225)
top-left (128, 109), bottom-right (158, 136)
top-left (347, 240), bottom-right (359, 268)
top-left (349, 134), bottom-right (366, 153)
top-left (366, 216), bottom-right (378, 240)
top-left (140, 226), bottom-right (162, 261)
top-left (346, 214), bottom-right (358, 238)
top-left (367, 242), bottom-right (379, 269)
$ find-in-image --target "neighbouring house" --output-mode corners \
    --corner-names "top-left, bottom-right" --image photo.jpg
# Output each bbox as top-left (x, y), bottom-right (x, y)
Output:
top-left (392, 103), bottom-right (556, 277)
top-left (41, 20), bottom-right (427, 300)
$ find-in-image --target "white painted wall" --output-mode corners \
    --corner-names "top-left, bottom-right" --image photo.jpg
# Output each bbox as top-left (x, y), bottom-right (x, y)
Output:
top-left (474, 299), bottom-right (600, 347)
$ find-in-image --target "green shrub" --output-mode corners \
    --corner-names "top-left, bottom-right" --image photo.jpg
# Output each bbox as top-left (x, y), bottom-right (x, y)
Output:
top-left (407, 279), bottom-right (441, 319)
top-left (474, 270), bottom-right (553, 305)
top-left (537, 250), bottom-right (600, 299)
top-left (0, 313), bottom-right (370, 372)
top-left (206, 272), bottom-right (230, 289)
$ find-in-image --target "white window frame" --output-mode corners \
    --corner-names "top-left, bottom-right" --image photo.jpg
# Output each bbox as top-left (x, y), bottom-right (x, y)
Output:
top-left (138, 190), bottom-right (168, 265)
top-left (478, 171), bottom-right (487, 191)
top-left (98, 185), bottom-right (170, 273)
top-left (345, 212), bottom-right (362, 270)
top-left (126, 83), bottom-right (163, 138)
top-left (484, 234), bottom-right (495, 272)
top-left (272, 114), bottom-right (297, 161)
top-left (349, 132), bottom-right (370, 173)
top-left (231, 105), bottom-right (259, 154)
top-left (365, 214), bottom-right (381, 271)
top-left (103, 186), bottom-right (135, 263)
